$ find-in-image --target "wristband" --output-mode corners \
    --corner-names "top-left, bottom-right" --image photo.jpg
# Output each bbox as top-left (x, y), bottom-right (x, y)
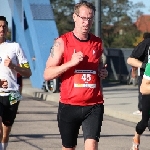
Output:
top-left (141, 62), bottom-right (146, 69)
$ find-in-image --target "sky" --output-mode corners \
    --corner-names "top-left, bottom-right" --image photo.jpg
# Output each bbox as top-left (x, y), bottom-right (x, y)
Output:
top-left (0, 0), bottom-right (150, 28)
top-left (0, 0), bottom-right (12, 28)
top-left (131, 0), bottom-right (150, 14)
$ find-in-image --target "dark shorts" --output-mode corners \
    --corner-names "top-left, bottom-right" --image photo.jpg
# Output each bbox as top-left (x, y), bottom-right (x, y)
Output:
top-left (57, 102), bottom-right (104, 148)
top-left (17, 75), bottom-right (23, 87)
top-left (0, 96), bottom-right (19, 126)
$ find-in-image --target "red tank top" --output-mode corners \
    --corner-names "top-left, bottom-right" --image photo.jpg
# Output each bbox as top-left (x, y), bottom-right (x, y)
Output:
top-left (60, 32), bottom-right (104, 106)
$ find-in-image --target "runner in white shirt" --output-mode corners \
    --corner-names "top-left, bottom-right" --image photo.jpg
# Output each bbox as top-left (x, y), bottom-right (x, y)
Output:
top-left (0, 16), bottom-right (32, 150)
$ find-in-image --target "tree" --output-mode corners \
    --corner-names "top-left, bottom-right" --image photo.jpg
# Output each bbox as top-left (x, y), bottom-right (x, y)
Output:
top-left (133, 33), bottom-right (143, 47)
top-left (51, 0), bottom-right (144, 48)
top-left (129, 2), bottom-right (145, 22)
top-left (99, 0), bottom-right (144, 48)
top-left (50, 0), bottom-right (75, 35)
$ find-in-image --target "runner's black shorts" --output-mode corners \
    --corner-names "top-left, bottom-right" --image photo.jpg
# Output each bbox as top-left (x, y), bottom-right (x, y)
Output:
top-left (0, 95), bottom-right (19, 126)
top-left (57, 102), bottom-right (104, 148)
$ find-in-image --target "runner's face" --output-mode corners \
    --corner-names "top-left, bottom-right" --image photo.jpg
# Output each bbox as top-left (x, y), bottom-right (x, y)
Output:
top-left (74, 6), bottom-right (94, 34)
top-left (0, 20), bottom-right (8, 39)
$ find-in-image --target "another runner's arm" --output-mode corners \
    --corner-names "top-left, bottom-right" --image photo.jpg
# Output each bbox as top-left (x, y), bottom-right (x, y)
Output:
top-left (127, 42), bottom-right (147, 69)
top-left (98, 56), bottom-right (108, 79)
top-left (11, 63), bottom-right (31, 77)
top-left (127, 58), bottom-right (143, 68)
top-left (4, 56), bottom-right (31, 77)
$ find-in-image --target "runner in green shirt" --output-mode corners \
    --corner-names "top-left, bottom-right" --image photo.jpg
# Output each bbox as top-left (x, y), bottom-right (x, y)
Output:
top-left (131, 47), bottom-right (150, 150)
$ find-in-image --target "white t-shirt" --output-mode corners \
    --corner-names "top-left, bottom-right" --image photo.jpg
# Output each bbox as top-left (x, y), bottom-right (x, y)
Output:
top-left (0, 41), bottom-right (28, 92)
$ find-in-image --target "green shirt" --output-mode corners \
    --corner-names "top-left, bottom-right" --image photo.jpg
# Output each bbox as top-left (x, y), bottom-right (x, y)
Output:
top-left (144, 55), bottom-right (150, 80)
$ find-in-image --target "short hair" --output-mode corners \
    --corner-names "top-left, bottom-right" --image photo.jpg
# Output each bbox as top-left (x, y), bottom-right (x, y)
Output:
top-left (74, 1), bottom-right (96, 15)
top-left (0, 16), bottom-right (8, 26)
top-left (143, 32), bottom-right (150, 39)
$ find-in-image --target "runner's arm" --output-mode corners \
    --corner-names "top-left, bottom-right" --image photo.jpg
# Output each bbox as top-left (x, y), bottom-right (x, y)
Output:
top-left (4, 56), bottom-right (31, 77)
top-left (127, 41), bottom-right (146, 68)
top-left (127, 57), bottom-right (145, 68)
top-left (14, 43), bottom-right (31, 77)
top-left (11, 64), bottom-right (31, 77)
top-left (98, 56), bottom-right (108, 79)
top-left (44, 38), bottom-right (75, 81)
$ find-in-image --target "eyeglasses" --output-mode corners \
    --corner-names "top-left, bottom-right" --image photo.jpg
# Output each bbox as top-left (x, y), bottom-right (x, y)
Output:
top-left (75, 14), bottom-right (94, 22)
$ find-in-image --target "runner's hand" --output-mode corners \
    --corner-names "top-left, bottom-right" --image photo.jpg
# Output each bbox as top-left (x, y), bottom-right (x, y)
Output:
top-left (0, 79), bottom-right (8, 88)
top-left (70, 50), bottom-right (84, 66)
top-left (4, 56), bottom-right (14, 68)
top-left (98, 64), bottom-right (108, 79)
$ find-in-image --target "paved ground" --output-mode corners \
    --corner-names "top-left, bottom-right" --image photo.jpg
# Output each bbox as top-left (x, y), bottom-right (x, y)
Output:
top-left (6, 78), bottom-right (147, 150)
top-left (8, 94), bottom-right (150, 150)
top-left (7, 95), bottom-right (150, 150)
top-left (22, 79), bottom-right (141, 124)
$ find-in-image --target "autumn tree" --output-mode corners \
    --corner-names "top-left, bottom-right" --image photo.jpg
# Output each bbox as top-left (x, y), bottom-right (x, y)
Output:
top-left (133, 33), bottom-right (143, 47)
top-left (99, 0), bottom-right (143, 48)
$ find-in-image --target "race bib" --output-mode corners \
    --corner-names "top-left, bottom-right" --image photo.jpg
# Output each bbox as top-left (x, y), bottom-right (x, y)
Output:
top-left (74, 70), bottom-right (97, 88)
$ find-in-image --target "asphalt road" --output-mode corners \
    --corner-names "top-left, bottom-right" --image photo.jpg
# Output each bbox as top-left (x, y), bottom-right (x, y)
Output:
top-left (7, 94), bottom-right (150, 150)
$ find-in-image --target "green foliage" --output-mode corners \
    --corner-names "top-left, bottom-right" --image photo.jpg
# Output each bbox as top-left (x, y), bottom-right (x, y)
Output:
top-left (99, 0), bottom-right (144, 48)
top-left (133, 33), bottom-right (143, 46)
top-left (50, 0), bottom-right (75, 35)
top-left (111, 33), bottom-right (135, 48)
